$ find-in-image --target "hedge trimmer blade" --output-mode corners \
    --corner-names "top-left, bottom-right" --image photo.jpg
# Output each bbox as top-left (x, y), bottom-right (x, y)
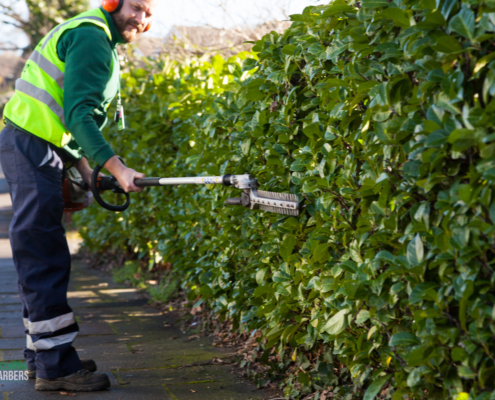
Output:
top-left (222, 174), bottom-right (299, 216)
top-left (255, 190), bottom-right (299, 216)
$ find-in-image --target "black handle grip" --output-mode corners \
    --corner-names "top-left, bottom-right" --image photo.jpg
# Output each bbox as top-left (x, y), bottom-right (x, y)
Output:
top-left (97, 176), bottom-right (121, 191)
top-left (225, 192), bottom-right (251, 208)
top-left (91, 160), bottom-right (130, 212)
top-left (134, 178), bottom-right (161, 187)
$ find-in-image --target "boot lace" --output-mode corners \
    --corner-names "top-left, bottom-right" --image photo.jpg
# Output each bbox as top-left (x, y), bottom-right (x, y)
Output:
top-left (75, 369), bottom-right (91, 376)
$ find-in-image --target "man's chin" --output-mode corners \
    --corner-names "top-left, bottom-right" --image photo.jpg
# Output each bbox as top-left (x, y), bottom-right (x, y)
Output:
top-left (121, 32), bottom-right (140, 43)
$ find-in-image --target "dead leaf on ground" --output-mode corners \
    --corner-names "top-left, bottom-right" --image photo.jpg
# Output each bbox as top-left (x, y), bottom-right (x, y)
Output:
top-left (190, 389), bottom-right (196, 393)
top-left (60, 392), bottom-right (76, 396)
top-left (190, 306), bottom-right (202, 316)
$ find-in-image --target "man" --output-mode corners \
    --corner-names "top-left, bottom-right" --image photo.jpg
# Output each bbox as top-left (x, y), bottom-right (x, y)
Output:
top-left (0, 0), bottom-right (156, 392)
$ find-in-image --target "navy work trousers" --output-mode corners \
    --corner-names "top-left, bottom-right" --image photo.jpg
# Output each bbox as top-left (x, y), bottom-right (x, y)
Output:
top-left (0, 124), bottom-right (82, 379)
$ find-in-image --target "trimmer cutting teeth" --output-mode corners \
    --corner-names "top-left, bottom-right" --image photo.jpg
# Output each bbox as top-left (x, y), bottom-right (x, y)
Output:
top-left (222, 174), bottom-right (299, 216)
top-left (254, 190), bottom-right (299, 216)
top-left (84, 162), bottom-right (300, 216)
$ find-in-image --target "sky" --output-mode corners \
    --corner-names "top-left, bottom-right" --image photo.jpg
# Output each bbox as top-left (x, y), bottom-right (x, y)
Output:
top-left (0, 0), bottom-right (319, 52)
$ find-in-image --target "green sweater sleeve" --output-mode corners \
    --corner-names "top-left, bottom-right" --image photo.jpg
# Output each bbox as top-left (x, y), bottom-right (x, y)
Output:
top-left (57, 25), bottom-right (116, 166)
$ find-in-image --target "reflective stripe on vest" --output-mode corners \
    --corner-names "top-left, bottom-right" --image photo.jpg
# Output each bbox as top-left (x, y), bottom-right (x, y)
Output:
top-left (3, 9), bottom-right (114, 148)
top-left (29, 50), bottom-right (65, 89)
top-left (41, 16), bottom-right (105, 51)
top-left (15, 79), bottom-right (66, 125)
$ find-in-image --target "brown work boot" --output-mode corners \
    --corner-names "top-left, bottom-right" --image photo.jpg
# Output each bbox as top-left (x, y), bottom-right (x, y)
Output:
top-left (27, 359), bottom-right (97, 379)
top-left (35, 369), bottom-right (110, 391)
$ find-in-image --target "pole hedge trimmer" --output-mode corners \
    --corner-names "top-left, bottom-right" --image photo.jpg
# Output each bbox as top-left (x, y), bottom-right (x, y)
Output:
top-left (64, 161), bottom-right (300, 216)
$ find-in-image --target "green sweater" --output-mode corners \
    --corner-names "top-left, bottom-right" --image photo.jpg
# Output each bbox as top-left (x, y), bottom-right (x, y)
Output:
top-left (57, 7), bottom-right (124, 165)
top-left (8, 8), bottom-right (123, 166)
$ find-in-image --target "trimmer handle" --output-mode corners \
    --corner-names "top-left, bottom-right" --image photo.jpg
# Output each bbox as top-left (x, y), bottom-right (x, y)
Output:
top-left (225, 192), bottom-right (251, 208)
top-left (225, 198), bottom-right (242, 205)
top-left (91, 161), bottom-right (130, 212)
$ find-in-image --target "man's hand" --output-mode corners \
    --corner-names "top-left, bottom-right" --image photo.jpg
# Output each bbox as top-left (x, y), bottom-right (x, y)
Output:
top-left (74, 157), bottom-right (94, 187)
top-left (103, 156), bottom-right (145, 193)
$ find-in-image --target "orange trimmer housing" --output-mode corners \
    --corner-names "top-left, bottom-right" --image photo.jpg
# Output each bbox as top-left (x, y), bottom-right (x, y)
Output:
top-left (63, 178), bottom-right (86, 213)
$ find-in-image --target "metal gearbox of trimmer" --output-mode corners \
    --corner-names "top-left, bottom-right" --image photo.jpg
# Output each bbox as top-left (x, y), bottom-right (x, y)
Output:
top-left (85, 162), bottom-right (300, 216)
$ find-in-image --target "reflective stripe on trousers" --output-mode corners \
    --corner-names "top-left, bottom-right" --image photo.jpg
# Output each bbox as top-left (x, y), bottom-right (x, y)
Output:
top-left (26, 332), bottom-right (78, 351)
top-left (23, 312), bottom-right (76, 335)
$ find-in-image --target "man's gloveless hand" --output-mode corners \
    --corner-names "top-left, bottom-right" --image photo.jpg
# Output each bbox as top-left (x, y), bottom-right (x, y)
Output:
top-left (74, 157), bottom-right (94, 187)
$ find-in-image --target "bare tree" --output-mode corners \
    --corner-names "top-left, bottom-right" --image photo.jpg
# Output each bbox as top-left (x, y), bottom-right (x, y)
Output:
top-left (0, 0), bottom-right (89, 55)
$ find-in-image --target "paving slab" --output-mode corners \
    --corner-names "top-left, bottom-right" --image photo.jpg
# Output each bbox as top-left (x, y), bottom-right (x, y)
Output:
top-left (0, 373), bottom-right (159, 400)
top-left (0, 274), bottom-right (18, 282)
top-left (0, 306), bottom-right (22, 314)
top-left (1, 385), bottom-right (173, 400)
top-left (165, 380), bottom-right (271, 400)
top-left (0, 338), bottom-right (25, 350)
top-left (0, 323), bottom-right (117, 339)
top-left (113, 364), bottom-right (245, 386)
top-left (0, 285), bottom-right (19, 294)
top-left (0, 297), bottom-right (21, 306)
top-left (0, 326), bottom-right (25, 338)
top-left (0, 348), bottom-right (24, 361)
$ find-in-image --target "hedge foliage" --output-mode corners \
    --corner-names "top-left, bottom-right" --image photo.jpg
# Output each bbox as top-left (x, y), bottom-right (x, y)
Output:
top-left (76, 0), bottom-right (495, 398)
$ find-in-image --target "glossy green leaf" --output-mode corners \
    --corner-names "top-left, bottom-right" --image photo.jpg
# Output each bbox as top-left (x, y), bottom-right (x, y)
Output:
top-left (407, 235), bottom-right (424, 266)
top-left (431, 36), bottom-right (462, 53)
top-left (323, 309), bottom-right (348, 335)
top-left (410, 283), bottom-right (437, 304)
top-left (322, 4), bottom-right (355, 16)
top-left (381, 8), bottom-right (410, 27)
top-left (361, 0), bottom-right (389, 8)
top-left (363, 375), bottom-right (390, 400)
top-left (449, 8), bottom-right (475, 41)
top-left (280, 235), bottom-right (297, 262)
top-left (390, 332), bottom-right (421, 346)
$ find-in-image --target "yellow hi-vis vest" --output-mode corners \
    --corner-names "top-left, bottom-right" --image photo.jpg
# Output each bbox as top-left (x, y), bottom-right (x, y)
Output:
top-left (3, 8), bottom-right (116, 148)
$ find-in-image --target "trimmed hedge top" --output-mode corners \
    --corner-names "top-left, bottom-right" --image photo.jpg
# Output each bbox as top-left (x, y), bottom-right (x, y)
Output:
top-left (77, 0), bottom-right (495, 398)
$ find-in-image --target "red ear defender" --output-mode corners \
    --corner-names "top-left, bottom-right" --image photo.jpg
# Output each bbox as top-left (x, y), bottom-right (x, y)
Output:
top-left (143, 21), bottom-right (151, 32)
top-left (102, 0), bottom-right (123, 13)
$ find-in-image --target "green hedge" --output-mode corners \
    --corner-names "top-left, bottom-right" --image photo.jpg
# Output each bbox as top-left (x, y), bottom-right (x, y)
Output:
top-left (76, 0), bottom-right (495, 398)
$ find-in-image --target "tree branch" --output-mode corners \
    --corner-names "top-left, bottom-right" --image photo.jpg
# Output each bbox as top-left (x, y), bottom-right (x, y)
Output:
top-left (0, 3), bottom-right (27, 25)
